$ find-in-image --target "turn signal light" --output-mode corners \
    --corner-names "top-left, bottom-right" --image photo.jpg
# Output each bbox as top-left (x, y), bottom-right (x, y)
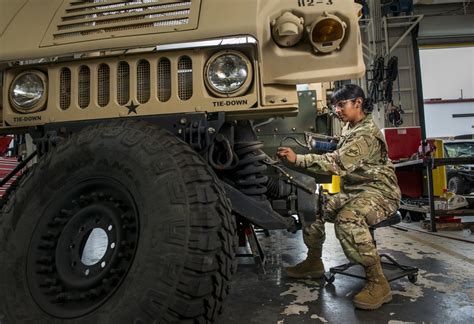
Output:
top-left (312, 18), bottom-right (344, 43)
top-left (308, 12), bottom-right (347, 54)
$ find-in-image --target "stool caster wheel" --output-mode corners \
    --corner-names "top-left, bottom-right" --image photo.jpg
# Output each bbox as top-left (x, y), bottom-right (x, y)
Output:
top-left (408, 274), bottom-right (418, 283)
top-left (324, 272), bottom-right (335, 283)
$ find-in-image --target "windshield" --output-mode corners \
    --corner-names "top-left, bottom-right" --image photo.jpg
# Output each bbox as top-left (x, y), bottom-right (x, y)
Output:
top-left (444, 142), bottom-right (474, 158)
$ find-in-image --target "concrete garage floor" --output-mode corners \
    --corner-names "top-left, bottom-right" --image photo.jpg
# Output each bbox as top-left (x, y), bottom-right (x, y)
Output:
top-left (218, 224), bottom-right (474, 323)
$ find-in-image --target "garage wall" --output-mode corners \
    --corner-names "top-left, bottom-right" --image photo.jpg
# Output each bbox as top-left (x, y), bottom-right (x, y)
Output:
top-left (387, 27), bottom-right (421, 127)
top-left (424, 100), bottom-right (474, 138)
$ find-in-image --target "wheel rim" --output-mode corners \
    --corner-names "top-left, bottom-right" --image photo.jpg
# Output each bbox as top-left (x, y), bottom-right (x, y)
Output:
top-left (27, 178), bottom-right (139, 318)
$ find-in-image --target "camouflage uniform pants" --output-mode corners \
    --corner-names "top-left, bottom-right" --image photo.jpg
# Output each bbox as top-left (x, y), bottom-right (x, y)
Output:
top-left (303, 192), bottom-right (398, 267)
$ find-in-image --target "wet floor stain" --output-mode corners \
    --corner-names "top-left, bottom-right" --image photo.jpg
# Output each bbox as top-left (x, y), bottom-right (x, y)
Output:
top-left (219, 224), bottom-right (474, 323)
top-left (280, 281), bottom-right (320, 316)
top-left (377, 227), bottom-right (474, 302)
top-left (310, 314), bottom-right (328, 322)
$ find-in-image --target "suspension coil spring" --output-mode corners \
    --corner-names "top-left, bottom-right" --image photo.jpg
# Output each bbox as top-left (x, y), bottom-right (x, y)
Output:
top-left (266, 176), bottom-right (293, 199)
top-left (233, 141), bottom-right (268, 196)
top-left (266, 177), bottom-right (280, 198)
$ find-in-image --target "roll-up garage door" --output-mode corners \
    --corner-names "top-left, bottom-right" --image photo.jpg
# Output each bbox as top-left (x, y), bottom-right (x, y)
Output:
top-left (417, 14), bottom-right (474, 46)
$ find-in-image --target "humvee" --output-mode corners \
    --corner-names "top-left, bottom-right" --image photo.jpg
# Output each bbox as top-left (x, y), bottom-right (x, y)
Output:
top-left (444, 140), bottom-right (474, 195)
top-left (0, 0), bottom-right (364, 322)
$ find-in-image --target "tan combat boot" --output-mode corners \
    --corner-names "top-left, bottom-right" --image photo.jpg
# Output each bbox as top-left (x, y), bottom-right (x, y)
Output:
top-left (286, 249), bottom-right (325, 279)
top-left (353, 260), bottom-right (392, 310)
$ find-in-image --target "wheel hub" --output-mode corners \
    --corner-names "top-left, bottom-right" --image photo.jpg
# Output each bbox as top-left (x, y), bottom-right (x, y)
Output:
top-left (55, 203), bottom-right (123, 290)
top-left (27, 180), bottom-right (139, 318)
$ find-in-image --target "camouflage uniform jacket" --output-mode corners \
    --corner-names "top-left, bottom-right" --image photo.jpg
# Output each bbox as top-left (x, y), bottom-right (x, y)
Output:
top-left (295, 114), bottom-right (401, 203)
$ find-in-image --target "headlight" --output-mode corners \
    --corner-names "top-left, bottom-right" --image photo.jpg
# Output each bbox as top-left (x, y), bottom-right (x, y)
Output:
top-left (9, 70), bottom-right (47, 113)
top-left (204, 50), bottom-right (252, 97)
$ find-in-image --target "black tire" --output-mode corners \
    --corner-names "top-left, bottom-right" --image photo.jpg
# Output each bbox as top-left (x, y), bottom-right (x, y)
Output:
top-left (408, 274), bottom-right (418, 283)
top-left (0, 120), bottom-right (237, 323)
top-left (324, 272), bottom-right (335, 284)
top-left (448, 176), bottom-right (466, 195)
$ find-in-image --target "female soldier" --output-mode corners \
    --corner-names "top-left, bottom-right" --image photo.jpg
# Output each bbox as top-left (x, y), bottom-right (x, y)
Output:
top-left (277, 84), bottom-right (401, 310)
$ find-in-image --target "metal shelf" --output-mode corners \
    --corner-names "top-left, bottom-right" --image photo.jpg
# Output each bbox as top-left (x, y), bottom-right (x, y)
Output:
top-left (393, 157), bottom-right (474, 169)
top-left (394, 156), bottom-right (474, 231)
top-left (400, 204), bottom-right (474, 216)
top-left (393, 159), bottom-right (424, 169)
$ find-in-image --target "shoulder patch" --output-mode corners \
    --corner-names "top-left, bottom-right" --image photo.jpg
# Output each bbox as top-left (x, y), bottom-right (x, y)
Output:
top-left (346, 143), bottom-right (362, 157)
top-left (338, 136), bottom-right (371, 172)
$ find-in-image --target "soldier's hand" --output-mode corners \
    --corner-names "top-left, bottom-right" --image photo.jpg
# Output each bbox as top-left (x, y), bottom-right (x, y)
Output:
top-left (277, 147), bottom-right (297, 164)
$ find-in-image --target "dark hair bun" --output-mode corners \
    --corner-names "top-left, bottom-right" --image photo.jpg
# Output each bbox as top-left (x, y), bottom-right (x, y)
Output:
top-left (363, 98), bottom-right (374, 112)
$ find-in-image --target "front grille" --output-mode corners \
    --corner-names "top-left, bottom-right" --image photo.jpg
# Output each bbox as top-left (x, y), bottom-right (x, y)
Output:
top-left (50, 0), bottom-right (198, 42)
top-left (56, 55), bottom-right (197, 110)
top-left (98, 64), bottom-right (110, 107)
top-left (60, 68), bottom-right (71, 110)
top-left (178, 56), bottom-right (192, 101)
top-left (117, 61), bottom-right (130, 105)
top-left (137, 60), bottom-right (150, 104)
top-left (157, 58), bottom-right (171, 102)
top-left (78, 66), bottom-right (90, 108)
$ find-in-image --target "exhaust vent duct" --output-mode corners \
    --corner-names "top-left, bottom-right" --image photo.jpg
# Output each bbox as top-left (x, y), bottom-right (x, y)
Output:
top-left (42, 0), bottom-right (201, 46)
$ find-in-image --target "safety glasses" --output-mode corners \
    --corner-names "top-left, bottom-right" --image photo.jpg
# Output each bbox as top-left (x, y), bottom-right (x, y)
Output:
top-left (332, 97), bottom-right (357, 110)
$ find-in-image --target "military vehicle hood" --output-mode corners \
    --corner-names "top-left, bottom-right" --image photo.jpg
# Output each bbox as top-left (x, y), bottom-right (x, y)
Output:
top-left (0, 0), bottom-right (365, 84)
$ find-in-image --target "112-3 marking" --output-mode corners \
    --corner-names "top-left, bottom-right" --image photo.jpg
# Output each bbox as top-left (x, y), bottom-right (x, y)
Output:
top-left (297, 0), bottom-right (333, 6)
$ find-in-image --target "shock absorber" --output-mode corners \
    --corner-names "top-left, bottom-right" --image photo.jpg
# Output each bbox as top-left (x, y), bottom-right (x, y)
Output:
top-left (233, 121), bottom-right (268, 197)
